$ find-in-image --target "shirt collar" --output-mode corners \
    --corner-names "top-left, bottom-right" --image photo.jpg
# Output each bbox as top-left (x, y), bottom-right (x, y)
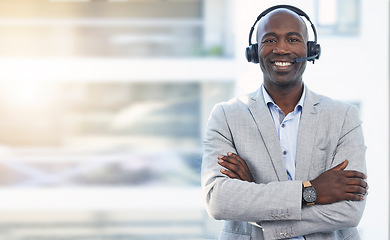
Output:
top-left (261, 84), bottom-right (306, 113)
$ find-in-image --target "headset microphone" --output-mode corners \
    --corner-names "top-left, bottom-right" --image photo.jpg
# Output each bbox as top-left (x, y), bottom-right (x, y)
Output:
top-left (294, 57), bottom-right (307, 63)
top-left (295, 57), bottom-right (310, 63)
top-left (295, 46), bottom-right (321, 63)
top-left (245, 5), bottom-right (321, 64)
top-left (295, 56), bottom-right (317, 63)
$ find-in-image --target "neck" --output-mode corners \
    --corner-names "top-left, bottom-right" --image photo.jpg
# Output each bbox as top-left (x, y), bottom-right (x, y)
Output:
top-left (264, 81), bottom-right (303, 115)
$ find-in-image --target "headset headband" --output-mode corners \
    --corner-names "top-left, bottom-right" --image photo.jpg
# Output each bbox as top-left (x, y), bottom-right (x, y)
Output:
top-left (248, 5), bottom-right (318, 46)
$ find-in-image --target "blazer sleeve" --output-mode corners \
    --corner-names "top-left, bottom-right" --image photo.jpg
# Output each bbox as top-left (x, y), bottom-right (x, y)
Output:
top-left (201, 103), bottom-right (304, 223)
top-left (260, 104), bottom-right (367, 239)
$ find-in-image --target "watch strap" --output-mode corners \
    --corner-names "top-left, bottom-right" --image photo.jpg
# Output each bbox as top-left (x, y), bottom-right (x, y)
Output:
top-left (303, 181), bottom-right (312, 188)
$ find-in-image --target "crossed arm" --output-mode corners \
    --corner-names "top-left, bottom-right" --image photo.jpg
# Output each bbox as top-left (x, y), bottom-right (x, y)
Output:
top-left (218, 152), bottom-right (368, 205)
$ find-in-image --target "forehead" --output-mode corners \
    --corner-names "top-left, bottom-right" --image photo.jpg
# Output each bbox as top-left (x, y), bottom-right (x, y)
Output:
top-left (257, 9), bottom-right (307, 38)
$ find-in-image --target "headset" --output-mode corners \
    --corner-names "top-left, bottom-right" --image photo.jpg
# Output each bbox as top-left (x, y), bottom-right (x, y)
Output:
top-left (245, 5), bottom-right (321, 64)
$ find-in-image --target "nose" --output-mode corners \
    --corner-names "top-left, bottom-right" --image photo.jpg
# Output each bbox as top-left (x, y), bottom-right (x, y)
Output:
top-left (273, 41), bottom-right (291, 55)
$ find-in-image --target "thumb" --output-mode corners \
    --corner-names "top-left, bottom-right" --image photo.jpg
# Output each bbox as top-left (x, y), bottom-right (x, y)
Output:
top-left (330, 159), bottom-right (348, 171)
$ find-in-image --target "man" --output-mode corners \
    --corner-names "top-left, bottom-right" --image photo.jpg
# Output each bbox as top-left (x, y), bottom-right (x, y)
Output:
top-left (201, 6), bottom-right (368, 240)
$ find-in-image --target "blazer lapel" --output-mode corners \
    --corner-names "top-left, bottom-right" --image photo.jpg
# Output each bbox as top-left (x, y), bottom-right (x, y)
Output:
top-left (247, 89), bottom-right (289, 181)
top-left (295, 89), bottom-right (321, 181)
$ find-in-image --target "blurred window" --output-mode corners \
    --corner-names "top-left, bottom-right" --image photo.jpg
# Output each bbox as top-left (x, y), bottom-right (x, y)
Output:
top-left (316, 0), bottom-right (360, 35)
top-left (0, 82), bottom-right (207, 187)
top-left (0, 0), bottom-right (229, 57)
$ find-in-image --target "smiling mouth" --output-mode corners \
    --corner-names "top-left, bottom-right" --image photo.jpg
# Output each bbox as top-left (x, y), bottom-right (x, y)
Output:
top-left (274, 61), bottom-right (293, 67)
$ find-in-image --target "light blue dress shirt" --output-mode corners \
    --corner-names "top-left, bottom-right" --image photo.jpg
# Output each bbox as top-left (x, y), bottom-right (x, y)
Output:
top-left (262, 85), bottom-right (305, 240)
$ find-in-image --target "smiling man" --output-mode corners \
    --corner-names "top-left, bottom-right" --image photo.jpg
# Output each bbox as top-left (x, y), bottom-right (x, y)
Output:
top-left (201, 5), bottom-right (368, 240)
top-left (258, 9), bottom-right (308, 97)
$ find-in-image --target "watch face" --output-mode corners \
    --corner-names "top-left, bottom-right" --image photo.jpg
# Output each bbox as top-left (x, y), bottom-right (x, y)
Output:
top-left (303, 187), bottom-right (317, 203)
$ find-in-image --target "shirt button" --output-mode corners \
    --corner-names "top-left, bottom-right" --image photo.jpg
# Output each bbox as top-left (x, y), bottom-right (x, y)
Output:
top-left (281, 123), bottom-right (285, 128)
top-left (283, 151), bottom-right (287, 155)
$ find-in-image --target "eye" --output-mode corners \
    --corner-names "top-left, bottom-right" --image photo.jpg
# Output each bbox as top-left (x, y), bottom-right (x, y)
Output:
top-left (288, 37), bottom-right (302, 43)
top-left (261, 38), bottom-right (276, 44)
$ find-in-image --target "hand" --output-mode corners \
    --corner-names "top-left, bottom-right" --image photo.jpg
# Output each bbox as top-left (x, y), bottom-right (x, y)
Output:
top-left (218, 152), bottom-right (254, 182)
top-left (311, 160), bottom-right (368, 204)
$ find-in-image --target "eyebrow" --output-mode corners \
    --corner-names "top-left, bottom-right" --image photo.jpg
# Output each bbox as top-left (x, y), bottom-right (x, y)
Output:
top-left (260, 32), bottom-right (305, 41)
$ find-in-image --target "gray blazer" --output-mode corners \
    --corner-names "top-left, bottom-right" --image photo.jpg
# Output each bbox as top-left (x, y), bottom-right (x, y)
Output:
top-left (201, 86), bottom-right (367, 240)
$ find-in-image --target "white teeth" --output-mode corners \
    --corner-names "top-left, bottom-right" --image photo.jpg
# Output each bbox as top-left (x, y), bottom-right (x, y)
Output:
top-left (274, 62), bottom-right (291, 67)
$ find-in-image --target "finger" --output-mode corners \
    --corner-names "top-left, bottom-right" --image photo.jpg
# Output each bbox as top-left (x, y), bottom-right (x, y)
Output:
top-left (345, 185), bottom-right (367, 195)
top-left (341, 170), bottom-right (367, 179)
top-left (345, 178), bottom-right (368, 188)
top-left (345, 193), bottom-right (365, 201)
top-left (227, 152), bottom-right (250, 172)
top-left (220, 168), bottom-right (239, 179)
top-left (220, 154), bottom-right (248, 172)
top-left (218, 156), bottom-right (252, 181)
top-left (331, 159), bottom-right (348, 171)
top-left (218, 158), bottom-right (241, 175)
top-left (218, 155), bottom-right (237, 166)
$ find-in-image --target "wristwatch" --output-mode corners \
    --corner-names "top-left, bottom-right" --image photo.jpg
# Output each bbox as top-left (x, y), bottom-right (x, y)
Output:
top-left (302, 181), bottom-right (317, 206)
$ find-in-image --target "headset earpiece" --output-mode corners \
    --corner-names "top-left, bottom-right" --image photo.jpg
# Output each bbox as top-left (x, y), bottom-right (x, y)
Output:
top-left (307, 41), bottom-right (321, 61)
top-left (245, 44), bottom-right (259, 64)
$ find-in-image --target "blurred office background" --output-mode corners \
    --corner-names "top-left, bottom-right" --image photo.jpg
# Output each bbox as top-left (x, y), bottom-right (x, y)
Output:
top-left (0, 0), bottom-right (387, 239)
